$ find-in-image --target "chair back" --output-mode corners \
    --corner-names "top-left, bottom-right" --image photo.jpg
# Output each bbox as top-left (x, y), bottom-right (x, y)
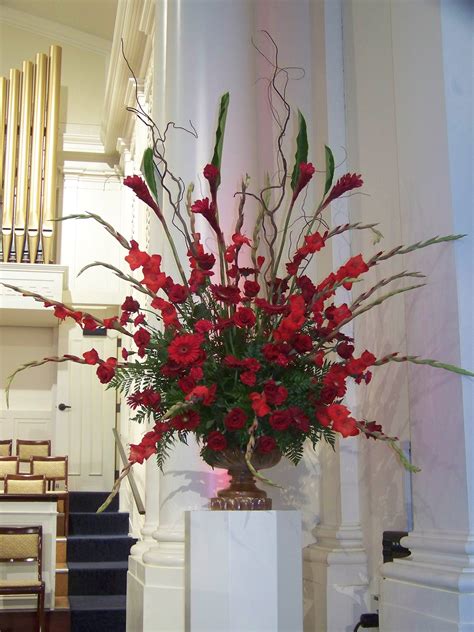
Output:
top-left (30, 456), bottom-right (68, 491)
top-left (16, 440), bottom-right (51, 462)
top-left (0, 440), bottom-right (12, 457)
top-left (0, 525), bottom-right (42, 581)
top-left (4, 474), bottom-right (46, 495)
top-left (0, 456), bottom-right (19, 479)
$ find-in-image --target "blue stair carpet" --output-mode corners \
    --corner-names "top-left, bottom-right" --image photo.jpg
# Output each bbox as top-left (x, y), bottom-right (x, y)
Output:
top-left (68, 491), bottom-right (135, 632)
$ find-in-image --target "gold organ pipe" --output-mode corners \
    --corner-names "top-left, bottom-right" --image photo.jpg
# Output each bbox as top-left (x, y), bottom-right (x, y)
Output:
top-left (2, 69), bottom-right (20, 263)
top-left (42, 45), bottom-right (62, 264)
top-left (0, 78), bottom-right (7, 199)
top-left (28, 53), bottom-right (48, 264)
top-left (15, 61), bottom-right (34, 262)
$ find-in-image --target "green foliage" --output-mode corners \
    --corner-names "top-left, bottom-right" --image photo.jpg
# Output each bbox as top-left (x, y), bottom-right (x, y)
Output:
top-left (210, 92), bottom-right (230, 188)
top-left (324, 145), bottom-right (335, 196)
top-left (141, 147), bottom-right (158, 199)
top-left (290, 110), bottom-right (309, 191)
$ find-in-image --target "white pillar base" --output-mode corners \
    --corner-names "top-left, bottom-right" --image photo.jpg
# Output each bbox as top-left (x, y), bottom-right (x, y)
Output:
top-left (380, 530), bottom-right (474, 631)
top-left (126, 554), bottom-right (184, 632)
top-left (303, 526), bottom-right (370, 632)
top-left (185, 510), bottom-right (302, 632)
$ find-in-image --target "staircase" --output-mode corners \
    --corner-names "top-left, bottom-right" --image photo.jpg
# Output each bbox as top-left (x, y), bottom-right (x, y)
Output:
top-left (67, 491), bottom-right (135, 632)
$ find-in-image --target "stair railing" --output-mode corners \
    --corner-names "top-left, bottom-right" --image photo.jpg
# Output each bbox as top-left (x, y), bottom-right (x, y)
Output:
top-left (112, 428), bottom-right (145, 515)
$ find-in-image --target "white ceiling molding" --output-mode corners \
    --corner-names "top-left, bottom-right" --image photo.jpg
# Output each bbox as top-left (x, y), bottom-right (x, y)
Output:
top-left (101, 0), bottom-right (154, 154)
top-left (0, 5), bottom-right (112, 56)
top-left (61, 124), bottom-right (105, 154)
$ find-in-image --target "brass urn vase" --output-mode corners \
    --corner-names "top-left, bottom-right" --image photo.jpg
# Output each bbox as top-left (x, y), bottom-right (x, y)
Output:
top-left (205, 448), bottom-right (281, 510)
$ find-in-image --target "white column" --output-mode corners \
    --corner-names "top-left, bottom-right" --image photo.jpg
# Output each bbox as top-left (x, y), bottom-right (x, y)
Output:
top-left (360, 1), bottom-right (474, 630)
top-left (127, 1), bottom-right (262, 630)
top-left (303, 3), bottom-right (369, 630)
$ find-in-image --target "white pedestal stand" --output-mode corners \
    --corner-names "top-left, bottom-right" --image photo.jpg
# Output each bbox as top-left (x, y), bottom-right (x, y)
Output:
top-left (185, 510), bottom-right (302, 632)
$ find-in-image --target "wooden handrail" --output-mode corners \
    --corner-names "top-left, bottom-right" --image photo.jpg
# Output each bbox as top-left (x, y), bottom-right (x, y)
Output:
top-left (112, 428), bottom-right (145, 515)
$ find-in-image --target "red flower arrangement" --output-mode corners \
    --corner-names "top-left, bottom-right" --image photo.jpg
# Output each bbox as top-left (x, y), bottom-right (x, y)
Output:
top-left (3, 84), bottom-right (473, 489)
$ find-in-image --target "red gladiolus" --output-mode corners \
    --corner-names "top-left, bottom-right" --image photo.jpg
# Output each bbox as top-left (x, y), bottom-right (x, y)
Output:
top-left (122, 296), bottom-right (140, 313)
top-left (325, 304), bottom-right (352, 327)
top-left (83, 316), bottom-right (98, 331)
top-left (142, 255), bottom-right (166, 293)
top-left (249, 392), bottom-right (270, 417)
top-left (125, 240), bottom-right (150, 271)
top-left (323, 173), bottom-right (363, 208)
top-left (224, 408), bottom-right (247, 431)
top-left (203, 163), bottom-right (219, 197)
top-left (206, 431), bottom-right (227, 451)
top-left (83, 349), bottom-right (100, 365)
top-left (167, 284), bottom-right (189, 304)
top-left (256, 436), bottom-right (277, 453)
top-left (337, 342), bottom-right (355, 359)
top-left (191, 198), bottom-right (221, 236)
top-left (168, 333), bottom-right (203, 365)
top-left (292, 162), bottom-right (316, 201)
top-left (123, 175), bottom-right (164, 221)
top-left (96, 357), bottom-right (117, 384)
top-left (332, 416), bottom-right (359, 438)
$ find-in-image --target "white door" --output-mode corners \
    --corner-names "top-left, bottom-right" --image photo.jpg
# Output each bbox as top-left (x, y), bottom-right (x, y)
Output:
top-left (55, 323), bottom-right (117, 491)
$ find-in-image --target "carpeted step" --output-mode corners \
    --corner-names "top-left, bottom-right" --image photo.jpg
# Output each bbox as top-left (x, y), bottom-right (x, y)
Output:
top-left (68, 561), bottom-right (128, 596)
top-left (68, 491), bottom-right (119, 513)
top-left (69, 595), bottom-right (125, 632)
top-left (69, 511), bottom-right (129, 535)
top-left (67, 534), bottom-right (136, 562)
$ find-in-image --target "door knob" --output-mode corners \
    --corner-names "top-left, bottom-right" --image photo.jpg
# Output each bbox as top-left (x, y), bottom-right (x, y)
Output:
top-left (58, 403), bottom-right (71, 411)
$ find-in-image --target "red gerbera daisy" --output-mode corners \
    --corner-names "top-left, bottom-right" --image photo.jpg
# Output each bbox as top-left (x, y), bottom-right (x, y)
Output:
top-left (168, 333), bottom-right (203, 365)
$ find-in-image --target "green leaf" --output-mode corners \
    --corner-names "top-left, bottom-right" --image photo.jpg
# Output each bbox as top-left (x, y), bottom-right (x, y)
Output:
top-left (323, 145), bottom-right (335, 196)
top-left (211, 92), bottom-right (230, 188)
top-left (290, 110), bottom-right (309, 191)
top-left (141, 148), bottom-right (158, 200)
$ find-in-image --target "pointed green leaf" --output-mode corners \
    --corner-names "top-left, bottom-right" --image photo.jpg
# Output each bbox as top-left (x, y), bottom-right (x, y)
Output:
top-left (141, 148), bottom-right (158, 200)
top-left (290, 110), bottom-right (309, 191)
top-left (211, 92), bottom-right (230, 188)
top-left (324, 145), bottom-right (335, 196)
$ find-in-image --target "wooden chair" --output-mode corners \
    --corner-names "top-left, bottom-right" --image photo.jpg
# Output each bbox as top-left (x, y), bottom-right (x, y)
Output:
top-left (16, 440), bottom-right (51, 463)
top-left (30, 456), bottom-right (69, 535)
top-left (4, 474), bottom-right (46, 495)
top-left (0, 525), bottom-right (45, 632)
top-left (0, 456), bottom-right (20, 481)
top-left (0, 439), bottom-right (12, 456)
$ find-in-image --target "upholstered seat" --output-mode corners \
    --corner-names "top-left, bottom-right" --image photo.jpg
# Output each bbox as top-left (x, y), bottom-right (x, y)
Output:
top-left (30, 456), bottom-right (69, 535)
top-left (0, 440), bottom-right (12, 457)
top-left (0, 526), bottom-right (45, 631)
top-left (0, 456), bottom-right (19, 479)
top-left (16, 440), bottom-right (51, 463)
top-left (4, 474), bottom-right (46, 494)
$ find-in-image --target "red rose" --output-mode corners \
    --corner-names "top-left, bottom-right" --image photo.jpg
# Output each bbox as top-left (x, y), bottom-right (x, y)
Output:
top-left (195, 319), bottom-right (213, 334)
top-left (233, 307), bottom-right (256, 328)
top-left (269, 409), bottom-right (292, 431)
top-left (133, 327), bottom-right (151, 349)
top-left (242, 358), bottom-right (261, 372)
top-left (178, 376), bottom-right (196, 394)
top-left (264, 380), bottom-right (288, 406)
top-left (121, 296), bottom-right (140, 312)
top-left (289, 406), bottom-right (310, 433)
top-left (185, 384), bottom-right (217, 406)
top-left (224, 408), bottom-right (247, 431)
top-left (206, 431), bottom-right (227, 451)
top-left (125, 240), bottom-right (150, 271)
top-left (244, 280), bottom-right (260, 297)
top-left (83, 349), bottom-right (99, 365)
top-left (168, 333), bottom-right (203, 365)
top-left (256, 436), bottom-right (277, 453)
